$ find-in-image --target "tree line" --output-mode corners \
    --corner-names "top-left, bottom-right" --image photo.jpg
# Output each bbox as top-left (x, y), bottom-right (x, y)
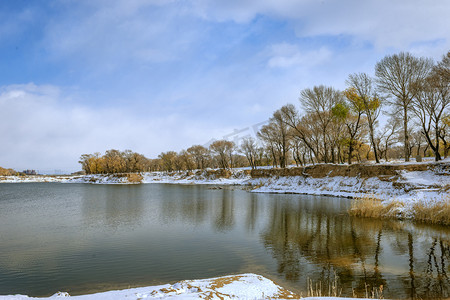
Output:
top-left (79, 50), bottom-right (449, 174)
top-left (257, 50), bottom-right (449, 166)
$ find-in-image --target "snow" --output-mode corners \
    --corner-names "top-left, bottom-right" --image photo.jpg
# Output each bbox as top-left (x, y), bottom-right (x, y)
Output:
top-left (0, 274), bottom-right (375, 300)
top-left (141, 169), bottom-right (250, 185)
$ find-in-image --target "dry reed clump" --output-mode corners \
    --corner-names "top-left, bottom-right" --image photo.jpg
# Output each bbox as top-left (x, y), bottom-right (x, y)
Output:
top-left (412, 198), bottom-right (450, 226)
top-left (349, 195), bottom-right (404, 219)
top-left (126, 173), bottom-right (143, 183)
top-left (350, 193), bottom-right (450, 226)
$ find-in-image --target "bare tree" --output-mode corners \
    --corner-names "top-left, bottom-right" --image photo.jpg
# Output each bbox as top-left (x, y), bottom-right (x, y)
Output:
top-left (187, 145), bottom-right (210, 170)
top-left (279, 104), bottom-right (319, 160)
top-left (179, 150), bottom-right (194, 171)
top-left (346, 73), bottom-right (382, 163)
top-left (299, 85), bottom-right (342, 163)
top-left (375, 52), bottom-right (433, 161)
top-left (434, 50), bottom-right (450, 83)
top-left (375, 117), bottom-right (400, 162)
top-left (257, 109), bottom-right (291, 168)
top-left (239, 137), bottom-right (259, 169)
top-left (158, 151), bottom-right (177, 172)
top-left (209, 140), bottom-right (235, 169)
top-left (411, 72), bottom-right (449, 161)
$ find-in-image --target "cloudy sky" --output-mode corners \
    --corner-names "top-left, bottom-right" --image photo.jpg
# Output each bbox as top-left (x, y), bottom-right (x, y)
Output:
top-left (1, 0), bottom-right (449, 173)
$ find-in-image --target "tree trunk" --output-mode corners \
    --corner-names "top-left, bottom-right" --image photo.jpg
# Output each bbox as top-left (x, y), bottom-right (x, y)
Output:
top-left (403, 106), bottom-right (410, 162)
top-left (369, 123), bottom-right (380, 163)
top-left (348, 142), bottom-right (353, 165)
top-left (435, 127), bottom-right (442, 161)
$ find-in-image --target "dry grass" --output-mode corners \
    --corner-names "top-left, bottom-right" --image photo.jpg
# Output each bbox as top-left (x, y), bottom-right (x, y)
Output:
top-left (307, 272), bottom-right (384, 299)
top-left (349, 195), bottom-right (404, 219)
top-left (126, 173), bottom-right (143, 183)
top-left (413, 200), bottom-right (450, 226)
top-left (349, 194), bottom-right (450, 226)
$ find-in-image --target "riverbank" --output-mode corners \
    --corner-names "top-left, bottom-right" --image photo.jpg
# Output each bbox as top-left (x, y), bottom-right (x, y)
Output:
top-left (0, 273), bottom-right (378, 299)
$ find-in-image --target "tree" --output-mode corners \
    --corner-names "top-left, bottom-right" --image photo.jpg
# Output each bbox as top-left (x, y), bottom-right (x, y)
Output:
top-left (375, 52), bottom-right (433, 161)
top-left (299, 85), bottom-right (342, 163)
top-left (411, 71), bottom-right (449, 161)
top-left (179, 150), bottom-right (194, 171)
top-left (257, 108), bottom-right (292, 168)
top-left (375, 117), bottom-right (400, 162)
top-left (158, 151), bottom-right (177, 172)
top-left (332, 95), bottom-right (365, 164)
top-left (434, 50), bottom-right (450, 83)
top-left (279, 104), bottom-right (319, 161)
top-left (239, 137), bottom-right (259, 169)
top-left (104, 149), bottom-right (127, 173)
top-left (346, 73), bottom-right (382, 163)
top-left (209, 140), bottom-right (235, 169)
top-left (187, 145), bottom-right (210, 170)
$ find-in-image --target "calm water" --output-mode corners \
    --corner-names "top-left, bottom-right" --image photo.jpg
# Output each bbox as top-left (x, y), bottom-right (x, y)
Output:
top-left (0, 183), bottom-right (448, 299)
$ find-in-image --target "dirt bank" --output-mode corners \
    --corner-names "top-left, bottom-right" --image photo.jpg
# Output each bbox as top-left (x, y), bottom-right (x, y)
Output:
top-left (250, 162), bottom-right (448, 179)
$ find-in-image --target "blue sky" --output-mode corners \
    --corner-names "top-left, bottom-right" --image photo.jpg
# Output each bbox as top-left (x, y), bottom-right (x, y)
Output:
top-left (1, 0), bottom-right (449, 172)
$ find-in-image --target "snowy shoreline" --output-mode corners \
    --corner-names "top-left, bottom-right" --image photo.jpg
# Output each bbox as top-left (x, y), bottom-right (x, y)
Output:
top-left (0, 273), bottom-right (377, 300)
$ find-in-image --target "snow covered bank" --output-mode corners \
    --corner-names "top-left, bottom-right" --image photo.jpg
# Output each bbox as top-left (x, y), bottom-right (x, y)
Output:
top-left (0, 175), bottom-right (78, 183)
top-left (0, 174), bottom-right (141, 184)
top-left (0, 273), bottom-right (376, 300)
top-left (141, 169), bottom-right (251, 185)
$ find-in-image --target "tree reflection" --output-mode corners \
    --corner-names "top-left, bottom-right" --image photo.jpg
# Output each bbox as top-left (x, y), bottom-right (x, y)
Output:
top-left (261, 198), bottom-right (449, 299)
top-left (214, 189), bottom-right (235, 232)
top-left (82, 185), bottom-right (144, 228)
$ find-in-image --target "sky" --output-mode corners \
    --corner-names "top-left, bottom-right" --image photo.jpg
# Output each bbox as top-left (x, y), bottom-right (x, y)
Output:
top-left (0, 0), bottom-right (449, 173)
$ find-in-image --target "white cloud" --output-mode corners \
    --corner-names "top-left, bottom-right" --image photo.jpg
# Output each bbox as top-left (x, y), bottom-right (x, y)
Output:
top-left (267, 43), bottom-right (331, 68)
top-left (189, 0), bottom-right (450, 52)
top-left (0, 84), bottom-right (221, 172)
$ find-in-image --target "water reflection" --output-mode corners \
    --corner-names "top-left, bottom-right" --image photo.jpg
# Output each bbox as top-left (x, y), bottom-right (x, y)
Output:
top-left (214, 189), bottom-right (235, 232)
top-left (82, 185), bottom-right (144, 228)
top-left (261, 198), bottom-right (449, 299)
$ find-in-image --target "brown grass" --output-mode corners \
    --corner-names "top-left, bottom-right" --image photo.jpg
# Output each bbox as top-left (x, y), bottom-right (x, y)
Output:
top-left (412, 199), bottom-right (450, 226)
top-left (126, 173), bottom-right (143, 183)
top-left (349, 194), bottom-right (450, 226)
top-left (349, 195), bottom-right (404, 219)
top-left (307, 272), bottom-right (384, 299)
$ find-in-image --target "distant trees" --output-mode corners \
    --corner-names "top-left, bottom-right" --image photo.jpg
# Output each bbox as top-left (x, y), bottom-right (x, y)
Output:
top-left (79, 150), bottom-right (151, 174)
top-left (0, 166), bottom-right (17, 176)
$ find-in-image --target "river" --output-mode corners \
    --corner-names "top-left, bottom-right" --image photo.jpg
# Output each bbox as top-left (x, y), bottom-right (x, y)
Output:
top-left (0, 183), bottom-right (448, 299)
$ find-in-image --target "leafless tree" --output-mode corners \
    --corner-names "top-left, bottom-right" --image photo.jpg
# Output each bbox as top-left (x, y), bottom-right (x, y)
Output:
top-left (239, 137), bottom-right (259, 169)
top-left (346, 73), bottom-right (382, 163)
top-left (299, 85), bottom-right (342, 163)
top-left (209, 140), bottom-right (235, 169)
top-left (279, 104), bottom-right (319, 160)
top-left (411, 73), bottom-right (449, 161)
top-left (187, 145), bottom-right (210, 170)
top-left (158, 151), bottom-right (177, 172)
top-left (375, 52), bottom-right (433, 161)
top-left (375, 117), bottom-right (400, 162)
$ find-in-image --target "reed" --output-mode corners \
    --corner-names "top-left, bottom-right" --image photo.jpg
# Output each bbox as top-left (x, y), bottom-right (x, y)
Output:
top-left (349, 194), bottom-right (450, 226)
